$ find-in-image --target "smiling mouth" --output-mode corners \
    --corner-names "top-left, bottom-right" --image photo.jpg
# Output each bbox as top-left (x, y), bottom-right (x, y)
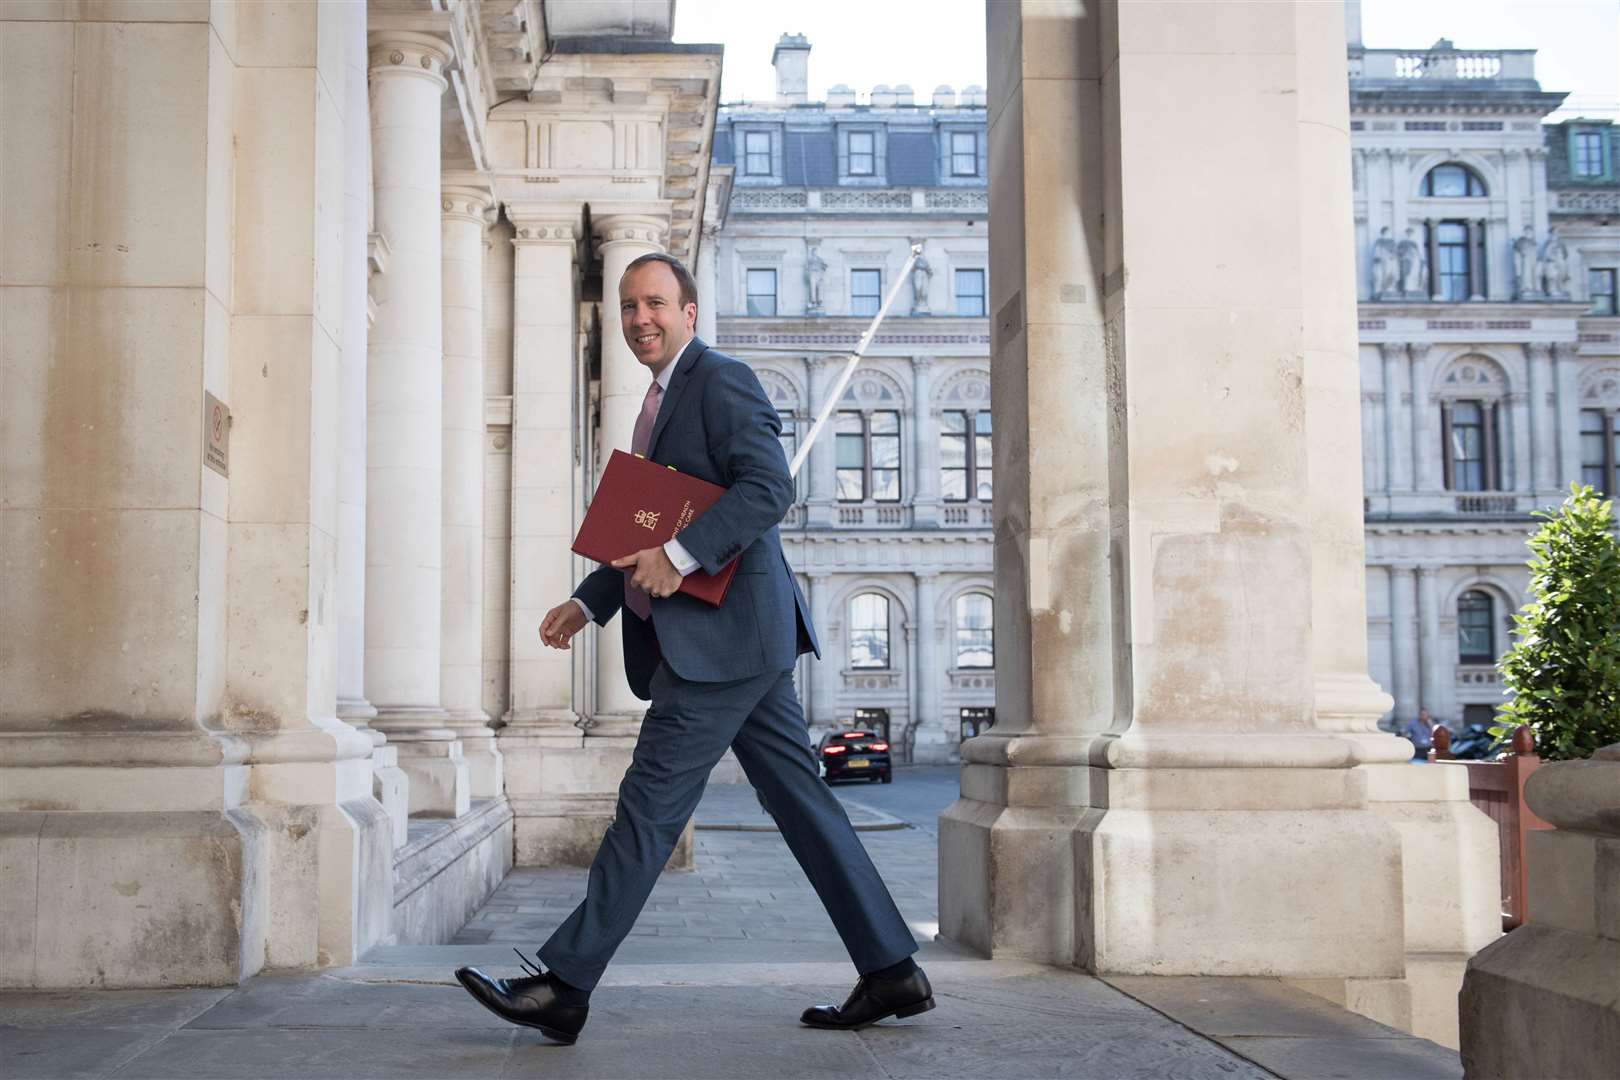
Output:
top-left (635, 333), bottom-right (659, 347)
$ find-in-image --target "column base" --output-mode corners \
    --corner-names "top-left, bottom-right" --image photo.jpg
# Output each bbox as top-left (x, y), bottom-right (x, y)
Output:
top-left (511, 795), bottom-right (693, 871)
top-left (371, 743), bottom-right (411, 850)
top-left (0, 809), bottom-right (268, 988)
top-left (445, 710), bottom-right (504, 799)
top-left (392, 740), bottom-right (470, 818)
top-left (940, 758), bottom-right (1405, 978)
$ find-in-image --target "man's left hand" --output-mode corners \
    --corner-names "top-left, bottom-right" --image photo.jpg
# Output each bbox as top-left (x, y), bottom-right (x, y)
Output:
top-left (611, 546), bottom-right (683, 600)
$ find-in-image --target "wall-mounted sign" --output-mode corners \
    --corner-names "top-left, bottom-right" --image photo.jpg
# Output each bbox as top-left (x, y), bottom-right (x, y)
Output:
top-left (204, 392), bottom-right (230, 477)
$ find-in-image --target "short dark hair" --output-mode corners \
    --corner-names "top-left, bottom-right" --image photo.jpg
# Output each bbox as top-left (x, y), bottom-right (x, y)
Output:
top-left (623, 252), bottom-right (699, 312)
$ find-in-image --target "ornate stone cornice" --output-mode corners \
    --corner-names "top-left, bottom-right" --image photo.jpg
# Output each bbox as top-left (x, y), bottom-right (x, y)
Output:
top-left (367, 31), bottom-right (452, 89)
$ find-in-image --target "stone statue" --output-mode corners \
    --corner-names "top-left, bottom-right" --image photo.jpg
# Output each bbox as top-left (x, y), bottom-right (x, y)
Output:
top-left (1371, 227), bottom-right (1399, 298)
top-left (1538, 226), bottom-right (1570, 298)
top-left (1513, 226), bottom-right (1540, 299)
top-left (804, 244), bottom-right (827, 314)
top-left (909, 243), bottom-right (932, 315)
top-left (1397, 227), bottom-right (1428, 297)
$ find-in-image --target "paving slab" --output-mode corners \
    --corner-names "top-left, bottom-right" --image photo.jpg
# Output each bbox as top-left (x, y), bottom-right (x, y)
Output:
top-left (1222, 1035), bottom-right (1466, 1080)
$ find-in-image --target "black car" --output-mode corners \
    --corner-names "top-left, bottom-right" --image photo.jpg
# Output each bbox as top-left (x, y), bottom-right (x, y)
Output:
top-left (816, 729), bottom-right (892, 784)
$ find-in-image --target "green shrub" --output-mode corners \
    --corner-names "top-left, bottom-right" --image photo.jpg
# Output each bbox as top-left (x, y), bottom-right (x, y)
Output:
top-left (1493, 484), bottom-right (1620, 762)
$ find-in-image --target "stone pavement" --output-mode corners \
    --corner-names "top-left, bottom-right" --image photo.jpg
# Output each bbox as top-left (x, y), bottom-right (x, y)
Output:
top-left (1, 769), bottom-right (1464, 1079)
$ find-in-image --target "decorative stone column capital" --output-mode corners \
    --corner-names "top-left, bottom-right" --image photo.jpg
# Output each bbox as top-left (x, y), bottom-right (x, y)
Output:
top-left (1526, 342), bottom-right (1555, 362)
top-left (1527, 147), bottom-right (1549, 161)
top-left (1390, 563), bottom-right (1417, 576)
top-left (441, 186), bottom-right (494, 226)
top-left (915, 570), bottom-right (939, 584)
top-left (1379, 342), bottom-right (1406, 363)
top-left (909, 355), bottom-right (935, 374)
top-left (367, 32), bottom-right (452, 89)
top-left (1550, 342), bottom-right (1578, 363)
top-left (1408, 343), bottom-right (1432, 363)
top-left (593, 213), bottom-right (670, 249)
top-left (509, 218), bottom-right (581, 247)
top-left (1504, 147), bottom-right (1524, 162)
top-left (806, 355), bottom-right (829, 372)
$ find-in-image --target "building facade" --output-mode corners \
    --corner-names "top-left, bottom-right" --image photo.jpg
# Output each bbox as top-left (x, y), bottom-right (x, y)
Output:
top-left (1349, 32), bottom-right (1620, 732)
top-left (706, 40), bottom-right (996, 763)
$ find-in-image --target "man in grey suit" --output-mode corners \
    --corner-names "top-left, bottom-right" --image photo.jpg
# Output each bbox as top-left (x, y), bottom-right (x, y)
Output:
top-left (455, 253), bottom-right (932, 1044)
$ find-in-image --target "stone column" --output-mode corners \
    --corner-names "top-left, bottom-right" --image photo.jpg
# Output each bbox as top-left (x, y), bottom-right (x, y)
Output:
top-left (440, 185), bottom-right (502, 798)
top-left (1410, 344), bottom-right (1441, 491)
top-left (1508, 390), bottom-right (1533, 494)
top-left (1527, 343), bottom-right (1557, 493)
top-left (1427, 218), bottom-right (1444, 301)
top-left (338, 0), bottom-right (408, 849)
top-left (591, 207), bottom-right (671, 727)
top-left (365, 31), bottom-right (469, 818)
top-left (695, 221), bottom-right (719, 343)
top-left (805, 356), bottom-right (837, 526)
top-left (1461, 744), bottom-right (1620, 1077)
top-left (912, 572), bottom-right (942, 762)
top-left (1553, 343), bottom-right (1583, 486)
top-left (497, 208), bottom-right (595, 865)
top-left (807, 571), bottom-right (835, 729)
top-left (1415, 566), bottom-right (1441, 717)
top-left (1388, 566), bottom-right (1418, 726)
top-left (940, 0), bottom-right (1403, 995)
top-left (1529, 148), bottom-right (1550, 231)
top-left (910, 357), bottom-right (940, 526)
top-left (1382, 343), bottom-right (1413, 493)
top-left (1390, 149), bottom-right (1409, 245)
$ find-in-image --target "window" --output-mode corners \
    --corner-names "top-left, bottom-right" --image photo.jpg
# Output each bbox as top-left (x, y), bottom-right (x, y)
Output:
top-left (851, 269), bottom-right (882, 316)
top-left (1433, 221), bottom-right (1471, 301)
top-left (847, 131), bottom-right (875, 176)
top-left (744, 269), bottom-right (777, 316)
top-left (1573, 131), bottom-right (1605, 177)
top-left (743, 131), bottom-right (772, 176)
top-left (1457, 591), bottom-right (1495, 664)
top-left (950, 131), bottom-right (978, 176)
top-left (955, 593), bottom-right (994, 668)
top-left (1590, 269), bottom-right (1618, 316)
top-left (1421, 163), bottom-right (1486, 197)
top-left (849, 594), bottom-right (890, 669)
top-left (941, 409), bottom-right (992, 502)
top-left (836, 410), bottom-right (901, 502)
top-left (1443, 399), bottom-right (1500, 491)
top-left (778, 409), bottom-right (802, 497)
top-left (954, 269), bottom-right (986, 316)
top-left (1581, 409), bottom-right (1617, 496)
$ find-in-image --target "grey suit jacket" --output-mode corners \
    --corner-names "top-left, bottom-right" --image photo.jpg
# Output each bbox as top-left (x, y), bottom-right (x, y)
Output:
top-left (573, 338), bottom-right (820, 700)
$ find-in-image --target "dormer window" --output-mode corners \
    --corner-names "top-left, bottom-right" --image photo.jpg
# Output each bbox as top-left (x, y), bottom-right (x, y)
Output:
top-left (950, 132), bottom-right (978, 176)
top-left (1421, 163), bottom-right (1486, 197)
top-left (848, 131), bottom-right (875, 176)
top-left (743, 131), bottom-right (772, 176)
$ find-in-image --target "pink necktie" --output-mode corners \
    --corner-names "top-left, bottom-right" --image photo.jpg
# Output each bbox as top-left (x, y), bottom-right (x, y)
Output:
top-left (624, 380), bottom-right (663, 619)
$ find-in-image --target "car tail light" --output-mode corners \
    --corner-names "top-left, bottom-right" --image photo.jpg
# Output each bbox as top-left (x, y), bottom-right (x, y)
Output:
top-left (822, 745), bottom-right (847, 755)
top-left (869, 742), bottom-right (888, 752)
top-left (841, 731), bottom-right (869, 738)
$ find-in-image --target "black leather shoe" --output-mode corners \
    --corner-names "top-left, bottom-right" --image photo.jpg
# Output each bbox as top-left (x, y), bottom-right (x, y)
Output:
top-left (454, 965), bottom-right (588, 1044)
top-left (800, 967), bottom-right (934, 1029)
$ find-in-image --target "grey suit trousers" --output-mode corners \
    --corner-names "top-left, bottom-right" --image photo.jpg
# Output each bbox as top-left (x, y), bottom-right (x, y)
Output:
top-left (537, 664), bottom-right (917, 991)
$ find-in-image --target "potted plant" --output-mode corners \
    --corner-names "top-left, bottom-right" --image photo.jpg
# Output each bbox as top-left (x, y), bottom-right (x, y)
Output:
top-left (1492, 484), bottom-right (1620, 762)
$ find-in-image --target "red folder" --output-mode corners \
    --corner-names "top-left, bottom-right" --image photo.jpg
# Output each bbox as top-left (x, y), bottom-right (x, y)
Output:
top-left (572, 449), bottom-right (738, 607)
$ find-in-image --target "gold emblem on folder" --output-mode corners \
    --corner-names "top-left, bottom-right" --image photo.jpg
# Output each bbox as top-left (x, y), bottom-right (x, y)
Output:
top-left (634, 510), bottom-right (660, 530)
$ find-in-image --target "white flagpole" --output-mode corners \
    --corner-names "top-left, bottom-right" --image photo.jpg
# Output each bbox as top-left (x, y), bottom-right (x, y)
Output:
top-left (788, 244), bottom-right (922, 479)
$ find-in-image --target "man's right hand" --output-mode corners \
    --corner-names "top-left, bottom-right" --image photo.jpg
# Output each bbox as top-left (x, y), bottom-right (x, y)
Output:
top-left (539, 600), bottom-right (588, 650)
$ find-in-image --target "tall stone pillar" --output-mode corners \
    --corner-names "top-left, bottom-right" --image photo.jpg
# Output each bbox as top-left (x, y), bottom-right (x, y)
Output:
top-left (365, 32), bottom-right (469, 818)
top-left (1467, 219), bottom-right (1485, 301)
top-left (339, 0), bottom-right (408, 850)
top-left (695, 222), bottom-right (719, 343)
top-left (911, 572), bottom-right (942, 762)
top-left (1529, 148), bottom-right (1550, 230)
top-left (1415, 566), bottom-right (1441, 716)
top-left (807, 571), bottom-right (835, 729)
top-left (1553, 342), bottom-right (1582, 486)
top-left (805, 356), bottom-right (838, 526)
top-left (441, 185), bottom-right (502, 797)
top-left (591, 208), bottom-right (670, 727)
top-left (910, 357), bottom-right (940, 526)
top-left (1409, 344), bottom-right (1440, 491)
top-left (1388, 565), bottom-right (1419, 723)
top-left (941, 0), bottom-right (1403, 991)
top-left (1508, 390), bottom-right (1533, 493)
top-left (498, 207), bottom-right (598, 866)
top-left (1527, 343), bottom-right (1557, 492)
top-left (1382, 343), bottom-right (1413, 492)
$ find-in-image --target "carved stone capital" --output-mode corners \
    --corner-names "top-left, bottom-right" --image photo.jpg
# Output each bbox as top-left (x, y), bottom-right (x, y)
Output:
top-left (593, 213), bottom-right (670, 249)
top-left (1408, 343), bottom-right (1432, 364)
top-left (441, 186), bottom-right (494, 225)
top-left (367, 32), bottom-right (452, 89)
top-left (909, 355), bottom-right (935, 375)
top-left (1379, 342), bottom-right (1406, 363)
top-left (1527, 342), bottom-right (1555, 362)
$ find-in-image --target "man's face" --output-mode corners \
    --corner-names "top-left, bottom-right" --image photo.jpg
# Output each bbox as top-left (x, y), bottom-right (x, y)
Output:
top-left (620, 261), bottom-right (697, 374)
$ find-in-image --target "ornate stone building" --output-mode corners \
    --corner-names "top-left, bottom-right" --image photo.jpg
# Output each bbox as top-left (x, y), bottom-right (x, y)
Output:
top-left (1349, 27), bottom-right (1620, 732)
top-left (703, 39), bottom-right (996, 763)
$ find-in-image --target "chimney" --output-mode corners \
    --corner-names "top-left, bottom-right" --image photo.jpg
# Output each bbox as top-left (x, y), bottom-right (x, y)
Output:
top-left (773, 33), bottom-right (811, 105)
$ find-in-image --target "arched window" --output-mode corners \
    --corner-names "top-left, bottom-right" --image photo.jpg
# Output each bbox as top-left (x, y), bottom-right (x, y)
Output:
top-left (1439, 359), bottom-right (1508, 491)
top-left (954, 593), bottom-right (994, 668)
top-left (1458, 590), bottom-right (1495, 663)
top-left (1421, 163), bottom-right (1487, 197)
top-left (849, 593), bottom-right (891, 669)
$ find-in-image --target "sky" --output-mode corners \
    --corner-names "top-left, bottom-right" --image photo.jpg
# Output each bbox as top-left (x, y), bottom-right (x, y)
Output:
top-left (671, 0), bottom-right (1619, 123)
